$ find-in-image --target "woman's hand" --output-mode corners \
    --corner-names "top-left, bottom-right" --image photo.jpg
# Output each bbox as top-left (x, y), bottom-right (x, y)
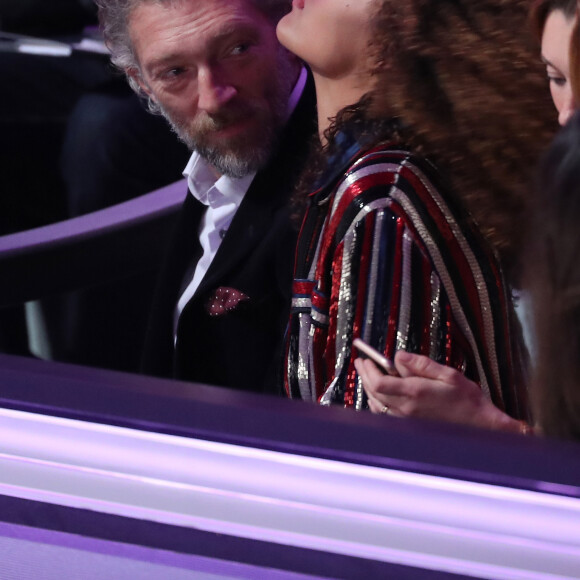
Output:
top-left (354, 351), bottom-right (523, 433)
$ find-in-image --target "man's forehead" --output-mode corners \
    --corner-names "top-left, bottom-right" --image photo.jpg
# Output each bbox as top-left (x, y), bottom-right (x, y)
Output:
top-left (128, 0), bottom-right (275, 44)
top-left (128, 0), bottom-right (282, 74)
top-left (128, 0), bottom-right (269, 25)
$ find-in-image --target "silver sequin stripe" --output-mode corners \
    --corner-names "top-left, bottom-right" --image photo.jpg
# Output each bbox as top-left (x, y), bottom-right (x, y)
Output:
top-left (430, 273), bottom-right (443, 361)
top-left (396, 231), bottom-right (414, 352)
top-left (295, 313), bottom-right (318, 402)
top-left (333, 221), bottom-right (357, 406)
top-left (320, 375), bottom-right (339, 406)
top-left (292, 296), bottom-right (313, 310)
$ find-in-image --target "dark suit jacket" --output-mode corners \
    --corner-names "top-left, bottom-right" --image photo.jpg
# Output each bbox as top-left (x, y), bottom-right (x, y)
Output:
top-left (141, 75), bottom-right (316, 394)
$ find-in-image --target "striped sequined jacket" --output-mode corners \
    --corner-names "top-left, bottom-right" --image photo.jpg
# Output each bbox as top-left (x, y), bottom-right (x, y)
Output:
top-left (283, 139), bottom-right (528, 419)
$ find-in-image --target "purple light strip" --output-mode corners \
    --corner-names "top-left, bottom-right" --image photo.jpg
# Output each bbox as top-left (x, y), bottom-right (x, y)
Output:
top-left (1, 408), bottom-right (579, 579)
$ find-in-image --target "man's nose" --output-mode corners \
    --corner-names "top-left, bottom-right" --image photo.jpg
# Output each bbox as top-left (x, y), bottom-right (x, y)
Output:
top-left (559, 89), bottom-right (576, 126)
top-left (197, 69), bottom-right (237, 113)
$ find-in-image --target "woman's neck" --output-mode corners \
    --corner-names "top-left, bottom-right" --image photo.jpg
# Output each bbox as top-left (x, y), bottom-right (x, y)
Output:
top-left (312, 72), bottom-right (374, 144)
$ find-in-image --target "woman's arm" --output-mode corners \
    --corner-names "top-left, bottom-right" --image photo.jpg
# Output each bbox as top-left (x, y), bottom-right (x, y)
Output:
top-left (319, 148), bottom-right (528, 419)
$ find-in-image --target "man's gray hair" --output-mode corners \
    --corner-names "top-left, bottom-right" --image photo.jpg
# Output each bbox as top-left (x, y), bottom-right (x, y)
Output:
top-left (95, 0), bottom-right (291, 95)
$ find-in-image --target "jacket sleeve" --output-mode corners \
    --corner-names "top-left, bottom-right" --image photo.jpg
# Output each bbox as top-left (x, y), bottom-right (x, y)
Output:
top-left (318, 151), bottom-right (528, 418)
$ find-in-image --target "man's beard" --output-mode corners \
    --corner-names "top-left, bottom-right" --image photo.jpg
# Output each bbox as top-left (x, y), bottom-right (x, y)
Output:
top-left (158, 52), bottom-right (296, 179)
top-left (160, 101), bottom-right (280, 178)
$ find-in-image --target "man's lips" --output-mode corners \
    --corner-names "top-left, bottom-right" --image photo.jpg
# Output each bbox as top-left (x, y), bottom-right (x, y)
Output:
top-left (292, 0), bottom-right (305, 9)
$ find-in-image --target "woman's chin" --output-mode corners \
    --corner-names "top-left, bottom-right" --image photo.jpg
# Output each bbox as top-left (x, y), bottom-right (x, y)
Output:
top-left (276, 11), bottom-right (301, 55)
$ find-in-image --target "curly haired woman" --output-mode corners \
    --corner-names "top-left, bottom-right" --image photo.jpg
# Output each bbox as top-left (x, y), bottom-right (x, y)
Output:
top-left (277, 0), bottom-right (555, 423)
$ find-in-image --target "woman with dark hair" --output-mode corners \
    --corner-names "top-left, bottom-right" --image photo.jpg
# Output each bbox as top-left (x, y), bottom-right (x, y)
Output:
top-left (276, 0), bottom-right (554, 420)
top-left (530, 0), bottom-right (577, 125)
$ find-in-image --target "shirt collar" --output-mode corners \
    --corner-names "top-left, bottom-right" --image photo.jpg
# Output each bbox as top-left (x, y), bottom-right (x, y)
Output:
top-left (183, 154), bottom-right (254, 208)
top-left (183, 66), bottom-right (308, 206)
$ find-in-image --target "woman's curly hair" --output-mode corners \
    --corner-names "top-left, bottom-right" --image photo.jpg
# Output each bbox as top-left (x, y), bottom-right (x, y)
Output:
top-left (368, 0), bottom-right (558, 277)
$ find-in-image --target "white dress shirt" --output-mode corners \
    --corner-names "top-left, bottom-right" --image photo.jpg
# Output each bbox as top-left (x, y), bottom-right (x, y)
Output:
top-left (175, 67), bottom-right (308, 330)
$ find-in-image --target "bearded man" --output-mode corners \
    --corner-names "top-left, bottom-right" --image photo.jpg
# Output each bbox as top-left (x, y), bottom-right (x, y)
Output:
top-left (96, 0), bottom-right (315, 391)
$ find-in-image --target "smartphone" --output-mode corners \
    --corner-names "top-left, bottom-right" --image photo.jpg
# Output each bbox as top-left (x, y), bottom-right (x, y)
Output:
top-left (353, 338), bottom-right (399, 376)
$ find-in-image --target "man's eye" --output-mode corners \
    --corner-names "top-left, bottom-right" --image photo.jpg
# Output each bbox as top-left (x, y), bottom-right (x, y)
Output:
top-left (162, 67), bottom-right (186, 80)
top-left (230, 43), bottom-right (251, 56)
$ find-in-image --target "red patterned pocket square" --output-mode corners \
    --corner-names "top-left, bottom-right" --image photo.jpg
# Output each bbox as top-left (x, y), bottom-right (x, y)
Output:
top-left (206, 287), bottom-right (250, 316)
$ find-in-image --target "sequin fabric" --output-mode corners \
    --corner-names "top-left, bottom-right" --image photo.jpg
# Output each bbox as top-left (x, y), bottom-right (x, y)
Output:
top-left (284, 141), bottom-right (528, 419)
top-left (205, 287), bottom-right (250, 316)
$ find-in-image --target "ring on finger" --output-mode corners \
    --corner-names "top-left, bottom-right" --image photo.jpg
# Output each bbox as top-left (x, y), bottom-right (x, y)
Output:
top-left (380, 404), bottom-right (391, 415)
